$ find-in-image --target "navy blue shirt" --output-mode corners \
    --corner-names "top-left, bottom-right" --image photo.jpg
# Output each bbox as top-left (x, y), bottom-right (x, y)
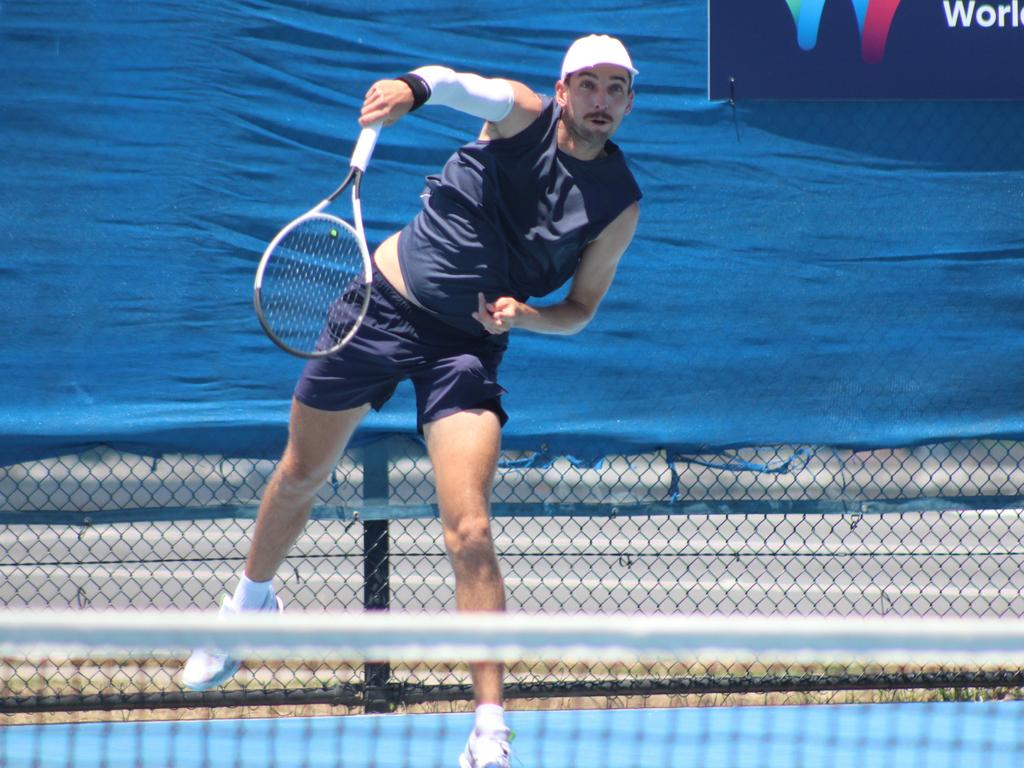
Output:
top-left (397, 96), bottom-right (642, 338)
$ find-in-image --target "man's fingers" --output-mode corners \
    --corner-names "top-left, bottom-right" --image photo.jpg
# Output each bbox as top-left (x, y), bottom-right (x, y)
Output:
top-left (359, 100), bottom-right (385, 126)
top-left (359, 81), bottom-right (413, 127)
top-left (473, 293), bottom-right (513, 335)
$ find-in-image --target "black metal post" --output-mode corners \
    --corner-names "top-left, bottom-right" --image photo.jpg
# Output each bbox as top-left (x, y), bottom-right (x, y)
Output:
top-left (361, 440), bottom-right (391, 713)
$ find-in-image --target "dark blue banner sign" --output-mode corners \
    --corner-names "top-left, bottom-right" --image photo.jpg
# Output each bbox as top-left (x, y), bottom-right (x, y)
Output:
top-left (709, 0), bottom-right (1023, 99)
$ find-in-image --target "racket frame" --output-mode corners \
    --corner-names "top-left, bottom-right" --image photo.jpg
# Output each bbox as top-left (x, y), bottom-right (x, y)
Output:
top-left (253, 123), bottom-right (381, 359)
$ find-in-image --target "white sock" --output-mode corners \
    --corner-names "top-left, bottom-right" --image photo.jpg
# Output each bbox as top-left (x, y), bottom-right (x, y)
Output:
top-left (474, 703), bottom-right (507, 738)
top-left (232, 573), bottom-right (273, 611)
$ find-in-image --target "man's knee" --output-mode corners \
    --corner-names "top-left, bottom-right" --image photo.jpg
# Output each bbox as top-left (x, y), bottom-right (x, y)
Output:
top-left (272, 452), bottom-right (333, 499)
top-left (444, 513), bottom-right (499, 569)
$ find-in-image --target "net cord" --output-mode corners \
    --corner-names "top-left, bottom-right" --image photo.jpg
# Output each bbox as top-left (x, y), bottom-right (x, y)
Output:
top-left (2, 611), bottom-right (1024, 665)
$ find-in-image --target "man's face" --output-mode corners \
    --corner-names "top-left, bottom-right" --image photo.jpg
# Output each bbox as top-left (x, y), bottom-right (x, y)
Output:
top-left (556, 64), bottom-right (634, 145)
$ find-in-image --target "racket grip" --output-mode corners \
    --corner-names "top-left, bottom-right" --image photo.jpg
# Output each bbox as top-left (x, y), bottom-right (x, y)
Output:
top-left (350, 121), bottom-right (383, 172)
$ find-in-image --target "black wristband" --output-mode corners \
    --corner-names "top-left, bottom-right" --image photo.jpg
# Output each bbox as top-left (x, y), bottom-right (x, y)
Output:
top-left (395, 73), bottom-right (431, 111)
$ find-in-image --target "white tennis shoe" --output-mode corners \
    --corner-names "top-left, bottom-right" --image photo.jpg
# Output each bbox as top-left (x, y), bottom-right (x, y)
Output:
top-left (458, 727), bottom-right (511, 768)
top-left (180, 591), bottom-right (283, 691)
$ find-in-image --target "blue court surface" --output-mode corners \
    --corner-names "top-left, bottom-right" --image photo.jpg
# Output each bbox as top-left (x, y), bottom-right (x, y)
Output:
top-left (3, 701), bottom-right (1022, 767)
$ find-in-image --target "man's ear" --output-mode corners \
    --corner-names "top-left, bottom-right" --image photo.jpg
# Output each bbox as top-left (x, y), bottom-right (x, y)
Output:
top-left (554, 78), bottom-right (568, 107)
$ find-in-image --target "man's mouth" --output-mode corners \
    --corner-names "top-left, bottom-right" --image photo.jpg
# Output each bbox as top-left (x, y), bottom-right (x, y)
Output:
top-left (586, 113), bottom-right (612, 125)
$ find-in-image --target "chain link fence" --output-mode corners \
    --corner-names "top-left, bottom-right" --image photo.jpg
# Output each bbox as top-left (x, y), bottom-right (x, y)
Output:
top-left (3, 438), bottom-right (1024, 713)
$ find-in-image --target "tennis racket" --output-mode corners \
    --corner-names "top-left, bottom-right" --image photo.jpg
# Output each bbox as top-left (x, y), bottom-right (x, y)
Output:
top-left (253, 121), bottom-right (383, 358)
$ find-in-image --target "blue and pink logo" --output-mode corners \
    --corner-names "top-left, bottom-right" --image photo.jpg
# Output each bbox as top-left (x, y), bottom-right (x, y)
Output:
top-left (784, 0), bottom-right (903, 62)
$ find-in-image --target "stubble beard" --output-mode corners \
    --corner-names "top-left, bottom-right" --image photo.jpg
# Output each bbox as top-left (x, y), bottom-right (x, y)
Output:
top-left (561, 111), bottom-right (613, 152)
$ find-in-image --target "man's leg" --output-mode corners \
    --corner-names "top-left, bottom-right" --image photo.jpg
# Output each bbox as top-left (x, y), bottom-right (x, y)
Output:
top-left (424, 407), bottom-right (505, 701)
top-left (246, 398), bottom-right (370, 581)
top-left (182, 398), bottom-right (368, 690)
top-left (424, 408), bottom-right (510, 768)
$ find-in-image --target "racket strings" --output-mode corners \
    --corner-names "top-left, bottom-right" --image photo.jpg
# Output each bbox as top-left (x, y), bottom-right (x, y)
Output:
top-left (260, 216), bottom-right (368, 354)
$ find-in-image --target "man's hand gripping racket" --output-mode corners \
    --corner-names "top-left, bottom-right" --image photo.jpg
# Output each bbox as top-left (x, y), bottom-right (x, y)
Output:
top-left (253, 121), bottom-right (383, 359)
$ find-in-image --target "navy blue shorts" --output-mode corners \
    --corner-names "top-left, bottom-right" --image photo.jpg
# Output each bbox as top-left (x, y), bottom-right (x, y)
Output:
top-left (293, 267), bottom-right (508, 430)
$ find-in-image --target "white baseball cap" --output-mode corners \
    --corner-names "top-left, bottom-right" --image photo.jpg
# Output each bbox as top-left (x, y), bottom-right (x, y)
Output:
top-left (560, 34), bottom-right (638, 83)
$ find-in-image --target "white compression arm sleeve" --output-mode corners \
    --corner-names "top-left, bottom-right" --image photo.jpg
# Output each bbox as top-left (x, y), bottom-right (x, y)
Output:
top-left (412, 66), bottom-right (514, 122)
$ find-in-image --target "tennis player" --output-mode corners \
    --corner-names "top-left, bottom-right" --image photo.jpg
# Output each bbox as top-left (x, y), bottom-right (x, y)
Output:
top-left (184, 34), bottom-right (641, 768)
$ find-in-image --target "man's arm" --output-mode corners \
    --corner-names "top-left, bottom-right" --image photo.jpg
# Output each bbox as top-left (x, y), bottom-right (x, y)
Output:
top-left (473, 203), bottom-right (641, 336)
top-left (359, 68), bottom-right (542, 139)
top-left (481, 80), bottom-right (543, 139)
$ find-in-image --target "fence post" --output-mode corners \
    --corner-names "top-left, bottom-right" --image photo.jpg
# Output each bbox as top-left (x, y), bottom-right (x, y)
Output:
top-left (362, 439), bottom-right (391, 713)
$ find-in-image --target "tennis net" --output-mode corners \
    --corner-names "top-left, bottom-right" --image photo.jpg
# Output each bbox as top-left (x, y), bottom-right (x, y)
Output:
top-left (2, 611), bottom-right (1024, 767)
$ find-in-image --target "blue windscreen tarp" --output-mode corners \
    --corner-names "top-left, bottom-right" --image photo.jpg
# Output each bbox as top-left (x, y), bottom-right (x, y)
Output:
top-left (2, 0), bottom-right (1023, 464)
